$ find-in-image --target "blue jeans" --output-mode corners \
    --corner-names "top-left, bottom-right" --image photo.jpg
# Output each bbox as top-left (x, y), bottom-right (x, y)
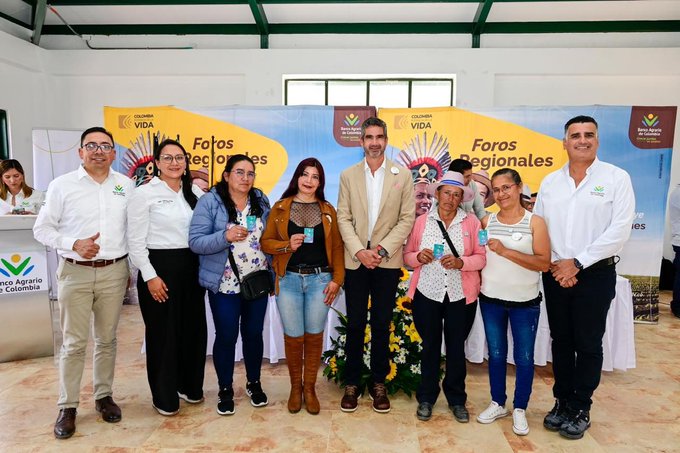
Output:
top-left (208, 291), bottom-right (268, 389)
top-left (480, 300), bottom-right (540, 409)
top-left (277, 271), bottom-right (331, 337)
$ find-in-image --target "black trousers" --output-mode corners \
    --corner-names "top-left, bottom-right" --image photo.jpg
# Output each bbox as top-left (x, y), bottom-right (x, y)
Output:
top-left (138, 248), bottom-right (207, 412)
top-left (344, 265), bottom-right (401, 386)
top-left (542, 265), bottom-right (616, 411)
top-left (412, 290), bottom-right (468, 406)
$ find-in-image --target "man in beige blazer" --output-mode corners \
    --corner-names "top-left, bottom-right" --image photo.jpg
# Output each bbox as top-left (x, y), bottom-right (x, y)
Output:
top-left (337, 117), bottom-right (415, 413)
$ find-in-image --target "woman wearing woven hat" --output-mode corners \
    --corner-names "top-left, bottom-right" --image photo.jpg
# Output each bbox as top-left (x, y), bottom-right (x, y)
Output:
top-left (403, 171), bottom-right (486, 423)
top-left (475, 168), bottom-right (550, 436)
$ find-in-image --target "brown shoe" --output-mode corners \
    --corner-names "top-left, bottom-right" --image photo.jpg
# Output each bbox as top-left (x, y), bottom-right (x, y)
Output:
top-left (369, 383), bottom-right (391, 413)
top-left (95, 396), bottom-right (122, 423)
top-left (340, 385), bottom-right (360, 412)
top-left (284, 334), bottom-right (304, 413)
top-left (54, 408), bottom-right (76, 439)
top-left (303, 332), bottom-right (324, 415)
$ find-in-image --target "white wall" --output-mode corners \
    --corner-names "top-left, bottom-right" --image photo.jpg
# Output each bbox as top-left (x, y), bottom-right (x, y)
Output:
top-left (2, 31), bottom-right (680, 254)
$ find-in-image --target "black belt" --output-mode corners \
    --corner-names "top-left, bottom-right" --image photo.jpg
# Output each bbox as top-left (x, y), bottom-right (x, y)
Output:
top-left (587, 256), bottom-right (617, 270)
top-left (287, 265), bottom-right (333, 275)
top-left (65, 254), bottom-right (128, 268)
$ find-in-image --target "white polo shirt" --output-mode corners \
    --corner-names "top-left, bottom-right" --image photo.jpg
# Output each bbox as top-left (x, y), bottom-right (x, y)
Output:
top-left (127, 177), bottom-right (204, 281)
top-left (534, 158), bottom-right (635, 269)
top-left (33, 165), bottom-right (134, 261)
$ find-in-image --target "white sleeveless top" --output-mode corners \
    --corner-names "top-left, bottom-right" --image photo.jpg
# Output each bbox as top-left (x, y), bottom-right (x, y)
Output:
top-left (481, 210), bottom-right (540, 302)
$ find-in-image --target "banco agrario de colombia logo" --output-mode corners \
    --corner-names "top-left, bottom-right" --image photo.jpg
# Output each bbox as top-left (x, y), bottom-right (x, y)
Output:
top-left (590, 185), bottom-right (605, 197)
top-left (113, 185), bottom-right (126, 196)
top-left (628, 106), bottom-right (677, 149)
top-left (344, 114), bottom-right (360, 127)
top-left (642, 114), bottom-right (659, 128)
top-left (0, 254), bottom-right (34, 277)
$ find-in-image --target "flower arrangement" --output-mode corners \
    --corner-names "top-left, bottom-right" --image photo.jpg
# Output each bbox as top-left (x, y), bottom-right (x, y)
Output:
top-left (323, 268), bottom-right (424, 396)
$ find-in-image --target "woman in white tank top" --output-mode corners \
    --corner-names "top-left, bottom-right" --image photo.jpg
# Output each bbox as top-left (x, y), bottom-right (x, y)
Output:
top-left (475, 168), bottom-right (551, 436)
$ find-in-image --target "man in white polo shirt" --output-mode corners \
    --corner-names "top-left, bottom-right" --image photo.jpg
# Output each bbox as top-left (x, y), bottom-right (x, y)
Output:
top-left (534, 115), bottom-right (635, 440)
top-left (34, 126), bottom-right (134, 439)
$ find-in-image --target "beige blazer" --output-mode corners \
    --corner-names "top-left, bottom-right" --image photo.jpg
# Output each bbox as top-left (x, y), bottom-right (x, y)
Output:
top-left (337, 158), bottom-right (415, 270)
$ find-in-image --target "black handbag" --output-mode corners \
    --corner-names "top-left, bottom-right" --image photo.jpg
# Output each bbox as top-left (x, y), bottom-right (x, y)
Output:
top-left (228, 251), bottom-right (274, 301)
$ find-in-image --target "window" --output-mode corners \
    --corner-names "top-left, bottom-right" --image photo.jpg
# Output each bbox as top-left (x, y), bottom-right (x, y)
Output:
top-left (0, 110), bottom-right (8, 160)
top-left (284, 77), bottom-right (455, 109)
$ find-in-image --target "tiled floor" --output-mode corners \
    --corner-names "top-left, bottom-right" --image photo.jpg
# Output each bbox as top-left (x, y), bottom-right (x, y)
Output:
top-left (1, 293), bottom-right (679, 452)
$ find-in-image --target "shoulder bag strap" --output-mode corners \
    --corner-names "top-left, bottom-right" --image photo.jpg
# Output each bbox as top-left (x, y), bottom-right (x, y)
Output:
top-left (436, 219), bottom-right (460, 258)
top-left (227, 249), bottom-right (242, 282)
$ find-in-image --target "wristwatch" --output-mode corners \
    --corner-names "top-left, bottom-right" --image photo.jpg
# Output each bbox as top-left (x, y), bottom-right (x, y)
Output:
top-left (376, 245), bottom-right (389, 258)
top-left (574, 258), bottom-right (583, 270)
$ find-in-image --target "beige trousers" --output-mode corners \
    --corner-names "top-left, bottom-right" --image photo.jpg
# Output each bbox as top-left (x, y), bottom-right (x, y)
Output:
top-left (56, 258), bottom-right (129, 408)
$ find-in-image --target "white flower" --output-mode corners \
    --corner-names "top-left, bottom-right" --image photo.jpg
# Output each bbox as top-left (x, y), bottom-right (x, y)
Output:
top-left (337, 348), bottom-right (345, 358)
top-left (394, 354), bottom-right (406, 364)
top-left (339, 334), bottom-right (346, 343)
top-left (410, 363), bottom-right (421, 374)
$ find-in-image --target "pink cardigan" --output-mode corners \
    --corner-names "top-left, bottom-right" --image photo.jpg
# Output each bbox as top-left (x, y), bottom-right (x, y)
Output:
top-left (403, 211), bottom-right (486, 304)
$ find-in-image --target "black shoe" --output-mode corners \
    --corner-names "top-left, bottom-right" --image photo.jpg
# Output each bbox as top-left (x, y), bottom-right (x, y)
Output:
top-left (416, 402), bottom-right (433, 421)
top-left (450, 404), bottom-right (469, 423)
top-left (246, 381), bottom-right (268, 407)
top-left (217, 387), bottom-right (235, 416)
top-left (543, 399), bottom-right (569, 431)
top-left (559, 409), bottom-right (591, 439)
top-left (54, 408), bottom-right (77, 439)
top-left (95, 396), bottom-right (122, 423)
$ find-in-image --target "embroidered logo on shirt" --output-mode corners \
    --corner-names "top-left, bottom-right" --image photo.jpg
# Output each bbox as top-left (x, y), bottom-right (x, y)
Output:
top-left (590, 185), bottom-right (605, 197)
top-left (112, 185), bottom-right (126, 197)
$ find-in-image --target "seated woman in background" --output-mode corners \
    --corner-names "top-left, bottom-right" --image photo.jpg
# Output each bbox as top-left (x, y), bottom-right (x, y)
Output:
top-left (0, 159), bottom-right (44, 215)
top-left (403, 171), bottom-right (486, 424)
top-left (261, 158), bottom-right (344, 415)
top-left (127, 139), bottom-right (207, 417)
top-left (476, 168), bottom-right (550, 436)
top-left (189, 154), bottom-right (272, 416)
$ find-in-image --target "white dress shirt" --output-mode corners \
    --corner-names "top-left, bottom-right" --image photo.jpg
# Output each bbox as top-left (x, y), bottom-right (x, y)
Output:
top-left (669, 185), bottom-right (680, 247)
top-left (416, 208), bottom-right (465, 303)
top-left (364, 158), bottom-right (386, 242)
top-left (534, 158), bottom-right (635, 268)
top-left (127, 177), bottom-right (205, 281)
top-left (0, 189), bottom-right (44, 215)
top-left (33, 165), bottom-right (134, 260)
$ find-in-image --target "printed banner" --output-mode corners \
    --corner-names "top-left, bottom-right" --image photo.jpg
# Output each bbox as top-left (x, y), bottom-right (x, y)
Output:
top-left (0, 251), bottom-right (48, 295)
top-left (381, 106), bottom-right (677, 323)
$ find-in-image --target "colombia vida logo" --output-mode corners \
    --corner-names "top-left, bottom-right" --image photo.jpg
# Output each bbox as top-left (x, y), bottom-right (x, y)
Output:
top-left (0, 254), bottom-right (34, 277)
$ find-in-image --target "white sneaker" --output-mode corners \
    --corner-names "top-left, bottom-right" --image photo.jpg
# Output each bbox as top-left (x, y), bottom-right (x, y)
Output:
top-left (476, 401), bottom-right (509, 424)
top-left (152, 404), bottom-right (179, 416)
top-left (512, 408), bottom-right (530, 435)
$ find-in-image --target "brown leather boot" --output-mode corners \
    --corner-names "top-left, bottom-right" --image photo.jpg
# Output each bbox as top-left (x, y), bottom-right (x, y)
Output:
top-left (284, 335), bottom-right (304, 413)
top-left (303, 331), bottom-right (324, 415)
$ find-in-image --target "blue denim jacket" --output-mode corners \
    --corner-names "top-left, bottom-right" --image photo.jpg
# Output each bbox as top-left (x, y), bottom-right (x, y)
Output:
top-left (189, 187), bottom-right (271, 294)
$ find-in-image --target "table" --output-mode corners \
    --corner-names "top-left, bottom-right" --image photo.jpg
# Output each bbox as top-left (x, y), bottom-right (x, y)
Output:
top-left (205, 275), bottom-right (635, 371)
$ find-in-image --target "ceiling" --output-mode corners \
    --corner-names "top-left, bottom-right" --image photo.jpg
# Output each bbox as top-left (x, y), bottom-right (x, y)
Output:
top-left (1, 0), bottom-right (679, 50)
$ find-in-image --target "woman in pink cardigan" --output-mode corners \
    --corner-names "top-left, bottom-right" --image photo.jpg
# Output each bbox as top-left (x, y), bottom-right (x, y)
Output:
top-left (403, 171), bottom-right (486, 423)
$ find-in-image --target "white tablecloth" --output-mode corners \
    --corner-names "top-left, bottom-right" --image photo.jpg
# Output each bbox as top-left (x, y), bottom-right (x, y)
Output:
top-left (205, 276), bottom-right (636, 371)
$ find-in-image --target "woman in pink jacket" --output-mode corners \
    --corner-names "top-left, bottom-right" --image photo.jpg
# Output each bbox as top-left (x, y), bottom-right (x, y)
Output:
top-left (404, 171), bottom-right (486, 423)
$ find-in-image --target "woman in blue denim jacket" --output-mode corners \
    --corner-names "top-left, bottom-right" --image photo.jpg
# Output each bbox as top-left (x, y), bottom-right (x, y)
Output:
top-left (189, 154), bottom-right (271, 416)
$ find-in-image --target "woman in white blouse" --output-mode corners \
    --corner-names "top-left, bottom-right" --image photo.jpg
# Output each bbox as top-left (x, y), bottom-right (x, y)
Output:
top-left (403, 171), bottom-right (486, 423)
top-left (128, 139), bottom-right (207, 416)
top-left (0, 159), bottom-right (44, 215)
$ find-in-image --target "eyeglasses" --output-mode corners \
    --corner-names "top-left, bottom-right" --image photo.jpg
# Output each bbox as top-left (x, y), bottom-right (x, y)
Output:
top-left (158, 154), bottom-right (187, 164)
top-left (230, 169), bottom-right (256, 179)
top-left (491, 183), bottom-right (517, 195)
top-left (83, 142), bottom-right (114, 153)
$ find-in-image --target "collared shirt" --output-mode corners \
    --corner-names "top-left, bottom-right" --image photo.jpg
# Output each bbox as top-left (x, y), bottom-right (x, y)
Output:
top-left (416, 208), bottom-right (466, 303)
top-left (127, 177), bottom-right (204, 281)
top-left (669, 185), bottom-right (680, 247)
top-left (33, 165), bottom-right (134, 260)
top-left (0, 190), bottom-right (44, 215)
top-left (534, 158), bottom-right (635, 268)
top-left (364, 157), bottom-right (386, 242)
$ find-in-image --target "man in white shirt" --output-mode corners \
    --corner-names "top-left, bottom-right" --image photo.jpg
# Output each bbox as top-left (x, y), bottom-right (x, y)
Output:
top-left (534, 116), bottom-right (635, 440)
top-left (449, 158), bottom-right (486, 221)
top-left (337, 117), bottom-right (414, 413)
top-left (34, 127), bottom-right (134, 439)
top-left (668, 184), bottom-right (680, 318)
